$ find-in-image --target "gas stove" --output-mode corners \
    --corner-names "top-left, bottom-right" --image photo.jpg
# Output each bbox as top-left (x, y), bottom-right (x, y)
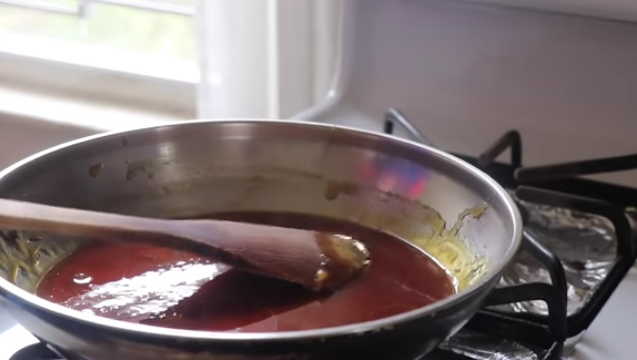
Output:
top-left (6, 0), bottom-right (637, 358)
top-left (290, 1), bottom-right (637, 357)
top-left (2, 108), bottom-right (637, 360)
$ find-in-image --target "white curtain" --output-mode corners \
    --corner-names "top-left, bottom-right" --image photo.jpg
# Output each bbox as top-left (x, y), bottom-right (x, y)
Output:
top-left (196, 0), bottom-right (342, 120)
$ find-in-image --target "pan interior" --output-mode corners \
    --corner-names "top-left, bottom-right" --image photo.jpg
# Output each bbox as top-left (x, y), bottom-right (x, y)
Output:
top-left (0, 121), bottom-right (515, 312)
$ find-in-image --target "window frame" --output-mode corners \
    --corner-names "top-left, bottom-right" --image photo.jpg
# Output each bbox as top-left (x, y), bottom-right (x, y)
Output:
top-left (0, 0), bottom-right (199, 118)
top-left (0, 49), bottom-right (197, 115)
top-left (0, 0), bottom-right (341, 121)
top-left (196, 0), bottom-right (341, 119)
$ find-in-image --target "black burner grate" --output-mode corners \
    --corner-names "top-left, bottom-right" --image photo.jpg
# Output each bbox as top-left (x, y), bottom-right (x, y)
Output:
top-left (385, 107), bottom-right (637, 360)
top-left (10, 343), bottom-right (62, 360)
top-left (9, 109), bottom-right (637, 360)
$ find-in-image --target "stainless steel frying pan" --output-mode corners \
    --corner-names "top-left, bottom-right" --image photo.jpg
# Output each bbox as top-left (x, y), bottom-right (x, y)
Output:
top-left (0, 120), bottom-right (522, 360)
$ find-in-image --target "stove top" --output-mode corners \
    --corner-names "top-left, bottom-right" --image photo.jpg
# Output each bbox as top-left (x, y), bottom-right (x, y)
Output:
top-left (380, 108), bottom-right (637, 360)
top-left (9, 344), bottom-right (58, 360)
top-left (2, 108), bottom-right (637, 360)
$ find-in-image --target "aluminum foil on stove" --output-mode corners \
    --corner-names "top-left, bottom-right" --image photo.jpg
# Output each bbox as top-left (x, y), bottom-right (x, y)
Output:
top-left (499, 198), bottom-right (618, 315)
top-left (439, 329), bottom-right (541, 360)
top-left (439, 195), bottom-right (626, 360)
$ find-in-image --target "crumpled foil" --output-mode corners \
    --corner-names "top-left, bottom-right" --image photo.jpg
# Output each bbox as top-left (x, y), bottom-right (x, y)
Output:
top-left (439, 196), bottom-right (625, 360)
top-left (439, 329), bottom-right (540, 360)
top-left (500, 199), bottom-right (617, 315)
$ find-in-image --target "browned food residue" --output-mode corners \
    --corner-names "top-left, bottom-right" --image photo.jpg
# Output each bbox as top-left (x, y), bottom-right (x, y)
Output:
top-left (88, 164), bottom-right (104, 178)
top-left (312, 234), bottom-right (370, 291)
top-left (411, 201), bottom-right (491, 290)
top-left (324, 180), bottom-right (360, 201)
top-left (126, 158), bottom-right (171, 180)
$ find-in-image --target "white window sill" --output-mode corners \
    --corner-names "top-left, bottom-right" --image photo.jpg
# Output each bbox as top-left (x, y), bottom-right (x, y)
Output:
top-left (0, 84), bottom-right (189, 170)
top-left (0, 84), bottom-right (181, 133)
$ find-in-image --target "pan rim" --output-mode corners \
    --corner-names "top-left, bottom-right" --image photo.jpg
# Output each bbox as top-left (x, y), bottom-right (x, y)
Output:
top-left (0, 118), bottom-right (523, 342)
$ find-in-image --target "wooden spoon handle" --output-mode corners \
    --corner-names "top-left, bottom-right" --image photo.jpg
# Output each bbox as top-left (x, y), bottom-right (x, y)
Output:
top-left (0, 198), bottom-right (171, 241)
top-left (0, 198), bottom-right (370, 291)
top-left (0, 198), bottom-right (255, 270)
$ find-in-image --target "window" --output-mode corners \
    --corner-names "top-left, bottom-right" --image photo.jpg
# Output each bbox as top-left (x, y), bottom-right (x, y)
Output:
top-left (0, 0), bottom-right (341, 125)
top-left (0, 0), bottom-right (196, 79)
top-left (0, 0), bottom-right (198, 118)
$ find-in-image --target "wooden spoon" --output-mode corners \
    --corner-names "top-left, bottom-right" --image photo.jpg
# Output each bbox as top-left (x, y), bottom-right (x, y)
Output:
top-left (0, 198), bottom-right (370, 291)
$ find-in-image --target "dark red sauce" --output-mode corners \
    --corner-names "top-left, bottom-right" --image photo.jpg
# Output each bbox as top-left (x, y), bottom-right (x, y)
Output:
top-left (36, 212), bottom-right (456, 332)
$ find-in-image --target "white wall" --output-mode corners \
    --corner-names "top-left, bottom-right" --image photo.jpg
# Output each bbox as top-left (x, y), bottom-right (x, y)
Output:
top-left (0, 114), bottom-right (98, 171)
top-left (304, 0), bottom-right (637, 187)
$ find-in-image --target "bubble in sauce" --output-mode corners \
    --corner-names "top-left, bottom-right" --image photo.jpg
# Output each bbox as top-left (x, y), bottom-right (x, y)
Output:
top-left (73, 273), bottom-right (93, 285)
